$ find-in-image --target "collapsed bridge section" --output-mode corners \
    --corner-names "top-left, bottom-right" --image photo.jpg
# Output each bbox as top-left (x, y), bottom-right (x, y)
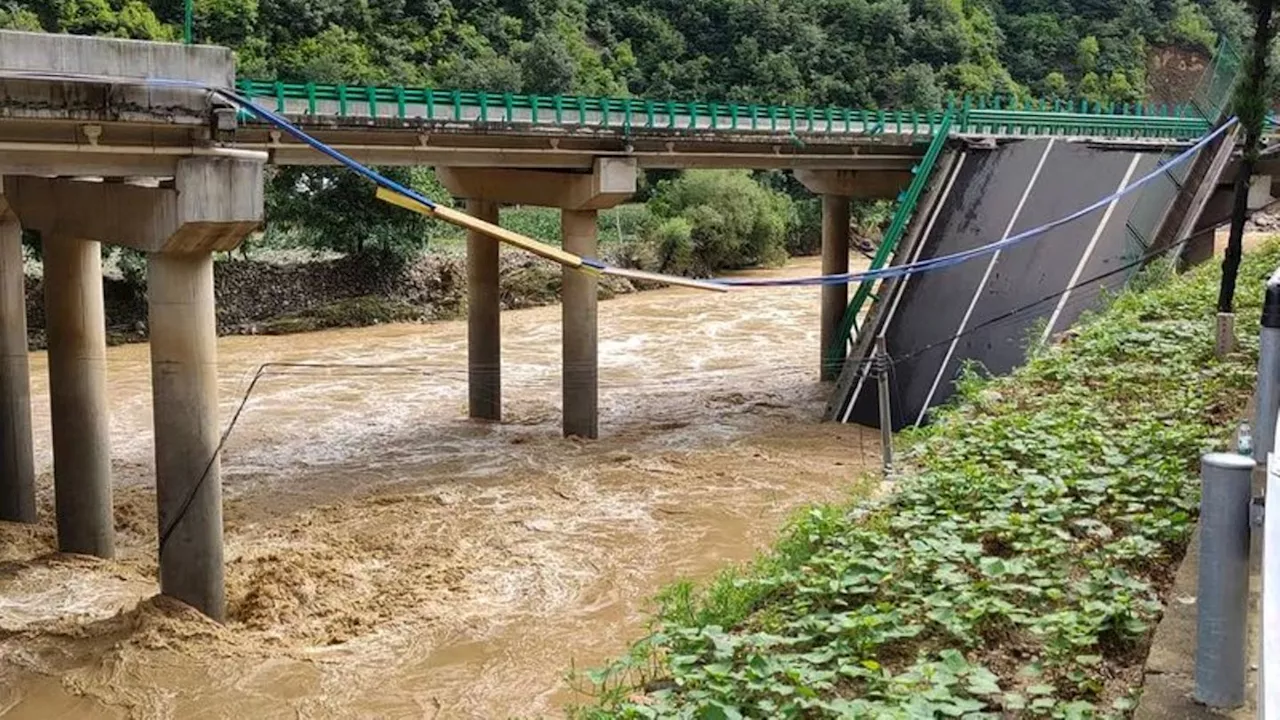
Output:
top-left (827, 137), bottom-right (1190, 429)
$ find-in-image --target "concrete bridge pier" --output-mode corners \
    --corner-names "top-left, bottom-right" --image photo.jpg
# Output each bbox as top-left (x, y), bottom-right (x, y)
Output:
top-left (466, 199), bottom-right (502, 422)
top-left (0, 195), bottom-right (36, 524)
top-left (819, 195), bottom-right (851, 381)
top-left (561, 209), bottom-right (599, 439)
top-left (42, 234), bottom-right (115, 557)
top-left (438, 158), bottom-right (637, 439)
top-left (4, 157), bottom-right (263, 619)
top-left (149, 251), bottom-right (225, 619)
top-left (796, 169), bottom-right (911, 381)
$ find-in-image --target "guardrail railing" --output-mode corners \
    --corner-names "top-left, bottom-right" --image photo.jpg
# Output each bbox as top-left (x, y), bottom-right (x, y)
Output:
top-left (233, 79), bottom-right (1213, 141)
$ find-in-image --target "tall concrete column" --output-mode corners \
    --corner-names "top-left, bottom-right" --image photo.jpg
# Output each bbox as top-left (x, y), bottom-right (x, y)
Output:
top-left (42, 235), bottom-right (113, 557)
top-left (562, 209), bottom-right (599, 439)
top-left (821, 195), bottom-right (851, 381)
top-left (149, 252), bottom-right (224, 620)
top-left (467, 199), bottom-right (501, 422)
top-left (0, 209), bottom-right (35, 523)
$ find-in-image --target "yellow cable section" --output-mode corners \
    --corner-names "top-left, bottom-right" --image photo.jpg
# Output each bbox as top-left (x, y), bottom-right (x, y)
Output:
top-left (376, 188), bottom-right (583, 268)
top-left (376, 187), bottom-right (729, 293)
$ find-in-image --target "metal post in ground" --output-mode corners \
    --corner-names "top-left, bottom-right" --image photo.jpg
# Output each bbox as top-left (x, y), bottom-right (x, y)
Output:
top-left (876, 337), bottom-right (893, 475)
top-left (1256, 266), bottom-right (1280, 463)
top-left (1195, 452), bottom-right (1256, 708)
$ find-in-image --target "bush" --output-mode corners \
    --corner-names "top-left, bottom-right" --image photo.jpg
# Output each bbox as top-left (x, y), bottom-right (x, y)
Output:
top-left (644, 170), bottom-right (792, 276)
top-left (650, 217), bottom-right (694, 274)
top-left (500, 206), bottom-right (562, 245)
top-left (499, 204), bottom-right (650, 249)
top-left (264, 166), bottom-right (454, 259)
top-left (786, 198), bottom-right (822, 256)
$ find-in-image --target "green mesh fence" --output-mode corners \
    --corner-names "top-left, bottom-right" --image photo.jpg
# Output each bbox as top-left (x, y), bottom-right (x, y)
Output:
top-left (1119, 38), bottom-right (1244, 259)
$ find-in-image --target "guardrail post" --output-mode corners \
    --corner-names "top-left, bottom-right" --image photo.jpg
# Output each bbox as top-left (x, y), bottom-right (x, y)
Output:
top-left (1195, 451), bottom-right (1256, 708)
top-left (1256, 267), bottom-right (1280, 462)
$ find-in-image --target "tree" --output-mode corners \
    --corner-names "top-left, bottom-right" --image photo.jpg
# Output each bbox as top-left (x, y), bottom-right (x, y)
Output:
top-left (645, 170), bottom-right (791, 276)
top-left (265, 166), bottom-right (452, 257)
top-left (1106, 69), bottom-right (1140, 104)
top-left (0, 4), bottom-right (41, 30)
top-left (1078, 71), bottom-right (1106, 106)
top-left (192, 0), bottom-right (258, 45)
top-left (1077, 35), bottom-right (1101, 74)
top-left (895, 63), bottom-right (943, 109)
top-left (1168, 0), bottom-right (1219, 51)
top-left (522, 31), bottom-right (575, 95)
top-left (115, 0), bottom-right (174, 40)
top-left (275, 26), bottom-right (380, 83)
top-left (1042, 71), bottom-right (1070, 99)
top-left (1219, 0), bottom-right (1274, 315)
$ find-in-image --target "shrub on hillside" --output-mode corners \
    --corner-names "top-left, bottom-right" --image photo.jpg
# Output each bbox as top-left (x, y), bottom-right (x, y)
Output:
top-left (643, 170), bottom-right (791, 276)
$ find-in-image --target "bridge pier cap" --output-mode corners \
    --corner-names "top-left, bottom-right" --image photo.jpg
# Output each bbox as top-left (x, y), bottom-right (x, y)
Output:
top-left (3, 158), bottom-right (264, 254)
top-left (437, 157), bottom-right (638, 210)
top-left (794, 169), bottom-right (913, 201)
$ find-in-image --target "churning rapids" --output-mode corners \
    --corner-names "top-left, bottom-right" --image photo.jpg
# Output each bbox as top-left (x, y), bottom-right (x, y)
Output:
top-left (0, 255), bottom-right (881, 719)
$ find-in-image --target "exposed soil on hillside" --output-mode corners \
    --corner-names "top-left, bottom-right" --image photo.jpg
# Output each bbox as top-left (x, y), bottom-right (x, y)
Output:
top-left (1146, 45), bottom-right (1212, 109)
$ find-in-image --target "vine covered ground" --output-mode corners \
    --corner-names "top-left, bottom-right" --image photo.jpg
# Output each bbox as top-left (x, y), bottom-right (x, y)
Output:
top-left (573, 242), bottom-right (1273, 719)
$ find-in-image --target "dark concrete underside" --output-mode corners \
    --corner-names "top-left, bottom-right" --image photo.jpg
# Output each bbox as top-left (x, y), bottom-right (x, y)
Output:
top-left (835, 138), bottom-right (1173, 429)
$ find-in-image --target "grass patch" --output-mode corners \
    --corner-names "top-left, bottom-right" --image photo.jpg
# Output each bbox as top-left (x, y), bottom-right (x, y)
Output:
top-left (569, 242), bottom-right (1273, 719)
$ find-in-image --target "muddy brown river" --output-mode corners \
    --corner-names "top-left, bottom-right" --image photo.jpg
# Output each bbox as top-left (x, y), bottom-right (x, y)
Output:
top-left (0, 255), bottom-right (880, 719)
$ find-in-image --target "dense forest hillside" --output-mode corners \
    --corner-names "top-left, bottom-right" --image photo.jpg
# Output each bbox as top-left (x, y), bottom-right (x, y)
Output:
top-left (0, 0), bottom-right (1254, 274)
top-left (0, 0), bottom-right (1250, 106)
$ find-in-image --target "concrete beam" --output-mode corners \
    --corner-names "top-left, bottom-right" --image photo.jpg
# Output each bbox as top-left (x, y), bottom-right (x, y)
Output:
top-left (0, 150), bottom-right (186, 179)
top-left (562, 210), bottom-right (599, 439)
top-left (794, 169), bottom-right (914, 200)
top-left (437, 158), bottom-right (637, 210)
top-left (4, 157), bottom-right (264, 253)
top-left (467, 200), bottom-right (502, 422)
top-left (149, 252), bottom-right (225, 620)
top-left (0, 30), bottom-right (234, 86)
top-left (0, 30), bottom-right (233, 127)
top-left (43, 235), bottom-right (114, 558)
top-left (259, 140), bottom-right (923, 172)
top-left (820, 195), bottom-right (851, 382)
top-left (1197, 176), bottom-right (1276, 227)
top-left (0, 196), bottom-right (35, 523)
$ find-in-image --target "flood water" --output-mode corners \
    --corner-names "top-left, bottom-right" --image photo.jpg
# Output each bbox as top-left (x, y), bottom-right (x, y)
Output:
top-left (0, 255), bottom-right (880, 719)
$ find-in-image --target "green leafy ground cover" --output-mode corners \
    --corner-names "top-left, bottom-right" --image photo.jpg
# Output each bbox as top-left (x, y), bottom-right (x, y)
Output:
top-left (573, 242), bottom-right (1275, 719)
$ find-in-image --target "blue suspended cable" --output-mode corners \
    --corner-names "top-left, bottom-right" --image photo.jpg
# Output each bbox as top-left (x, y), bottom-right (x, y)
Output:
top-left (718, 116), bottom-right (1239, 287)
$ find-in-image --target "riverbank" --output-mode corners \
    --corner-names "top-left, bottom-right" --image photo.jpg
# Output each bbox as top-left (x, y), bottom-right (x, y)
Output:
top-left (20, 250), bottom-right (651, 350)
top-left (574, 244), bottom-right (1271, 717)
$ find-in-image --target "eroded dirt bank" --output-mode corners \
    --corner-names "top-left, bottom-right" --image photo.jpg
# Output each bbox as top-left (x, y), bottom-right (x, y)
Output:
top-left (0, 256), bottom-right (879, 719)
top-left (22, 250), bottom-right (644, 349)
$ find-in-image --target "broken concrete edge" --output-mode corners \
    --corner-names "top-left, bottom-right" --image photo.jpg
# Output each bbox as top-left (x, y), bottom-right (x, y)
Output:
top-left (0, 30), bottom-right (235, 88)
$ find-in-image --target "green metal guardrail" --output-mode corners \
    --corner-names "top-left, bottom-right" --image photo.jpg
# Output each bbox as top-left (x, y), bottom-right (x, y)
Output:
top-left (234, 79), bottom-right (1212, 141)
top-left (823, 111), bottom-right (956, 375)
